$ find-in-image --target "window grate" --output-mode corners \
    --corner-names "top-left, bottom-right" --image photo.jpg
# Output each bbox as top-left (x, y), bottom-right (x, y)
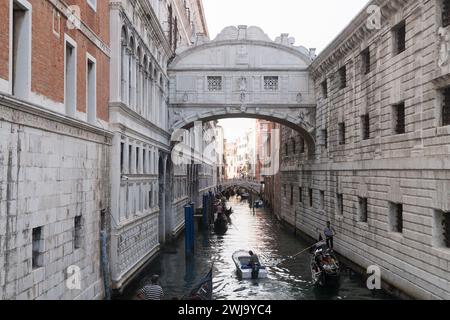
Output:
top-left (207, 76), bottom-right (222, 91)
top-left (362, 48), bottom-right (371, 75)
top-left (299, 138), bottom-right (305, 154)
top-left (394, 103), bottom-right (406, 134)
top-left (359, 197), bottom-right (368, 222)
top-left (362, 114), bottom-right (370, 140)
top-left (444, 212), bottom-right (450, 248)
top-left (338, 122), bottom-right (346, 145)
top-left (443, 0), bottom-right (450, 28)
top-left (321, 80), bottom-right (328, 98)
top-left (338, 66), bottom-right (347, 89)
top-left (309, 189), bottom-right (313, 207)
top-left (443, 87), bottom-right (450, 126)
top-left (322, 129), bottom-right (328, 149)
top-left (337, 194), bottom-right (344, 215)
top-left (264, 76), bottom-right (279, 91)
top-left (299, 187), bottom-right (303, 204)
top-left (393, 21), bottom-right (406, 55)
top-left (390, 203), bottom-right (403, 233)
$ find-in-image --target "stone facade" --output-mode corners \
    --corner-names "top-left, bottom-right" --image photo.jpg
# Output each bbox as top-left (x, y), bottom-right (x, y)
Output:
top-left (278, 0), bottom-right (450, 300)
top-left (0, 0), bottom-right (111, 300)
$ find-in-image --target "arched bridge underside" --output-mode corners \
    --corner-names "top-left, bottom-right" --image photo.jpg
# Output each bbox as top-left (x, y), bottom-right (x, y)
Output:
top-left (168, 26), bottom-right (317, 154)
top-left (220, 179), bottom-right (262, 195)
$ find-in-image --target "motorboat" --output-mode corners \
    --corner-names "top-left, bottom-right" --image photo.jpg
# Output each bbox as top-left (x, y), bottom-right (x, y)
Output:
top-left (232, 250), bottom-right (268, 280)
top-left (310, 241), bottom-right (340, 287)
top-left (254, 200), bottom-right (263, 208)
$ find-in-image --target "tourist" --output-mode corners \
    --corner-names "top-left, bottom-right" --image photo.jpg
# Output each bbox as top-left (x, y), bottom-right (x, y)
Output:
top-left (137, 275), bottom-right (164, 300)
top-left (324, 221), bottom-right (335, 250)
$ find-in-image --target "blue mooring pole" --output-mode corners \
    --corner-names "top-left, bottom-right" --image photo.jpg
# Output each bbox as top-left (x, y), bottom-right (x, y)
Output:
top-left (185, 205), bottom-right (192, 257)
top-left (190, 202), bottom-right (195, 253)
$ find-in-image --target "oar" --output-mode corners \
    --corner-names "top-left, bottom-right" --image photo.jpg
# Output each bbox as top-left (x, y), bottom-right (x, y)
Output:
top-left (273, 241), bottom-right (323, 267)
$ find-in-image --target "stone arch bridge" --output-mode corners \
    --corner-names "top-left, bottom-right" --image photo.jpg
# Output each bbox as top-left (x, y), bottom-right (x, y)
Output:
top-left (220, 178), bottom-right (263, 195)
top-left (168, 25), bottom-right (317, 155)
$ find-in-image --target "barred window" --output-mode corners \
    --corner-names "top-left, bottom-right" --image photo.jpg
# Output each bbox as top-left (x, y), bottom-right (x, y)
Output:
top-left (321, 129), bottom-right (328, 149)
top-left (389, 203), bottom-right (403, 233)
top-left (337, 194), bottom-right (344, 215)
top-left (393, 21), bottom-right (406, 55)
top-left (299, 138), bottom-right (305, 154)
top-left (207, 76), bottom-right (222, 91)
top-left (299, 187), bottom-right (303, 204)
top-left (321, 80), bottom-right (328, 98)
top-left (338, 122), bottom-right (346, 145)
top-left (361, 114), bottom-right (370, 140)
top-left (361, 48), bottom-right (371, 75)
top-left (393, 102), bottom-right (406, 134)
top-left (264, 76), bottom-right (279, 91)
top-left (358, 197), bottom-right (368, 223)
top-left (309, 189), bottom-right (313, 207)
top-left (441, 87), bottom-right (450, 126)
top-left (443, 0), bottom-right (450, 28)
top-left (338, 66), bottom-right (347, 89)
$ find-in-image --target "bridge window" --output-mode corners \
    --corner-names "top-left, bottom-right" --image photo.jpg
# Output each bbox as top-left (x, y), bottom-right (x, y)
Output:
top-left (440, 86), bottom-right (450, 126)
top-left (392, 20), bottom-right (406, 55)
top-left (433, 210), bottom-right (450, 249)
top-left (443, 0), bottom-right (450, 28)
top-left (337, 193), bottom-right (344, 215)
top-left (207, 76), bottom-right (222, 91)
top-left (264, 76), bottom-right (279, 91)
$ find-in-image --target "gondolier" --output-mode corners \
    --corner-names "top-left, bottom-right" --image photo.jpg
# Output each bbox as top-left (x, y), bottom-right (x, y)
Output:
top-left (137, 275), bottom-right (164, 300)
top-left (324, 221), bottom-right (335, 250)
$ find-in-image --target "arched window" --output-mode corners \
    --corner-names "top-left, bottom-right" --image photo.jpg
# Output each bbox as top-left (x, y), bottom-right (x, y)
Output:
top-left (120, 26), bottom-right (128, 103)
top-left (128, 37), bottom-right (135, 108)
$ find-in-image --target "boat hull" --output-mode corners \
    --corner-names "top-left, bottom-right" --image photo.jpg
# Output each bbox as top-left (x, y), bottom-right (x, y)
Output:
top-left (232, 250), bottom-right (268, 280)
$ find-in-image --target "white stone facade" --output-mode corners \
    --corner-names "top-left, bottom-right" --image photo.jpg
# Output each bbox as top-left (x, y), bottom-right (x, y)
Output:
top-left (278, 0), bottom-right (450, 300)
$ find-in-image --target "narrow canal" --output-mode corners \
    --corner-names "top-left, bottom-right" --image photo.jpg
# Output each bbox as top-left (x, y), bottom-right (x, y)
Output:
top-left (120, 196), bottom-right (395, 300)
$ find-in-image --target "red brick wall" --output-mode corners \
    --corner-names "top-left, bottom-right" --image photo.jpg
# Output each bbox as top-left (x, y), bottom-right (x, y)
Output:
top-left (0, 0), bottom-right (9, 81)
top-left (30, 0), bottom-right (109, 121)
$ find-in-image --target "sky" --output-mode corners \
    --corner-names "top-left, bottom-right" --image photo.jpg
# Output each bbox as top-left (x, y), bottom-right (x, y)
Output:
top-left (203, 0), bottom-right (370, 141)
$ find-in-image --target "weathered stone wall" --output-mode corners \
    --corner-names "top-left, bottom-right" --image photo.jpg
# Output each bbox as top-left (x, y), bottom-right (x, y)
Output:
top-left (279, 0), bottom-right (450, 300)
top-left (0, 98), bottom-right (111, 300)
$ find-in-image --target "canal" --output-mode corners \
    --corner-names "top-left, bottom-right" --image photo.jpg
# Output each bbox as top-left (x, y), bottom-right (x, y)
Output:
top-left (120, 196), bottom-right (395, 300)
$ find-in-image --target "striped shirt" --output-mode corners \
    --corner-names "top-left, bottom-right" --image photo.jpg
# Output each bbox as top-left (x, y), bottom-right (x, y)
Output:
top-left (139, 285), bottom-right (164, 300)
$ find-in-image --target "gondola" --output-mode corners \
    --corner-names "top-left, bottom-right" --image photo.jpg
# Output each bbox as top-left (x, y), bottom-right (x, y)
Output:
top-left (214, 215), bottom-right (228, 234)
top-left (253, 200), bottom-right (263, 208)
top-left (225, 207), bottom-right (233, 217)
top-left (310, 241), bottom-right (340, 287)
top-left (187, 268), bottom-right (213, 300)
top-left (240, 193), bottom-right (250, 200)
top-left (232, 250), bottom-right (268, 280)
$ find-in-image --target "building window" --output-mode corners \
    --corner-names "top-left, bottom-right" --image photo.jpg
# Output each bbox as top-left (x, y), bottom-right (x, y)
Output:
top-left (65, 38), bottom-right (77, 117)
top-left (441, 86), bottom-right (450, 126)
top-left (321, 129), bottom-right (328, 149)
top-left (433, 210), bottom-right (450, 249)
top-left (143, 149), bottom-right (147, 174)
top-left (87, 0), bottom-right (97, 11)
top-left (207, 76), bottom-right (222, 91)
top-left (320, 191), bottom-right (325, 210)
top-left (393, 21), bottom-right (406, 55)
top-left (337, 193), bottom-right (344, 215)
top-left (338, 66), bottom-right (347, 89)
top-left (86, 56), bottom-right (96, 124)
top-left (361, 114), bottom-right (370, 140)
top-left (389, 202), bottom-right (403, 233)
top-left (264, 76), bottom-right (279, 91)
top-left (321, 80), bottom-right (328, 98)
top-left (32, 227), bottom-right (44, 269)
top-left (361, 48), bottom-right (371, 75)
top-left (393, 102), bottom-right (406, 134)
top-left (309, 189), bottom-right (313, 207)
top-left (290, 185), bottom-right (294, 206)
top-left (128, 145), bottom-right (132, 173)
top-left (12, 1), bottom-right (31, 99)
top-left (74, 216), bottom-right (83, 249)
top-left (358, 197), bottom-right (368, 223)
top-left (299, 187), bottom-right (303, 204)
top-left (120, 142), bottom-right (125, 173)
top-left (443, 0), bottom-right (450, 28)
top-left (136, 147), bottom-right (140, 173)
top-left (338, 122), bottom-right (346, 145)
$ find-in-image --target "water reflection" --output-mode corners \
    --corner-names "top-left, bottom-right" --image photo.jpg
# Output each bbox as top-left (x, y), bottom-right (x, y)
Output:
top-left (120, 197), bottom-right (395, 300)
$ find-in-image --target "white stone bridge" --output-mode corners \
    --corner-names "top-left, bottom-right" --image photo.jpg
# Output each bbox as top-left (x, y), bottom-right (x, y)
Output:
top-left (220, 178), bottom-right (262, 194)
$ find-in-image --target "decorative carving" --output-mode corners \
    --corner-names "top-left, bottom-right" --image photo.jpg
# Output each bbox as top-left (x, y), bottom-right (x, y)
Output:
top-left (438, 27), bottom-right (450, 68)
top-left (238, 77), bottom-right (247, 92)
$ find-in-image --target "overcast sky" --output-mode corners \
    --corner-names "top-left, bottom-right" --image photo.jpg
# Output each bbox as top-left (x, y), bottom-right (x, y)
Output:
top-left (204, 0), bottom-right (370, 141)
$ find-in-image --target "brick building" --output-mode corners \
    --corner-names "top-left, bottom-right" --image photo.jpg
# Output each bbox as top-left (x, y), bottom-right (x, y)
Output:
top-left (0, 0), bottom-right (111, 299)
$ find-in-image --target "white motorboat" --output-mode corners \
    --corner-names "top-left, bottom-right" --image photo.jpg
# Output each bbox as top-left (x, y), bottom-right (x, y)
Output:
top-left (232, 250), bottom-right (268, 280)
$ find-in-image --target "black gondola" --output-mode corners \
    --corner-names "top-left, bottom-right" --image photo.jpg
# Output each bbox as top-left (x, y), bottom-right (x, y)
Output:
top-left (310, 241), bottom-right (340, 288)
top-left (214, 215), bottom-right (228, 234)
top-left (187, 268), bottom-right (213, 300)
top-left (225, 207), bottom-right (233, 217)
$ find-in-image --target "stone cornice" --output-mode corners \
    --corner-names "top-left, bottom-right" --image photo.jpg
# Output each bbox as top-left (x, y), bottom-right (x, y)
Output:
top-left (0, 95), bottom-right (113, 145)
top-left (309, 0), bottom-right (410, 80)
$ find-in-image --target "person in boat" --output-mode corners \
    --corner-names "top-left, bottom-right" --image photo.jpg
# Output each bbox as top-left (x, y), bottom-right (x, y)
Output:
top-left (248, 251), bottom-right (259, 267)
top-left (324, 221), bottom-right (335, 250)
top-left (137, 275), bottom-right (164, 300)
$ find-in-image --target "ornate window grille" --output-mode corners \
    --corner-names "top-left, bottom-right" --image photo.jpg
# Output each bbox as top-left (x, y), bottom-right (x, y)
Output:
top-left (338, 122), bottom-right (346, 145)
top-left (264, 76), bottom-right (279, 91)
top-left (362, 48), bottom-right (371, 75)
top-left (393, 102), bottom-right (406, 134)
top-left (207, 76), bottom-right (222, 91)
top-left (362, 114), bottom-right (370, 140)
top-left (442, 87), bottom-right (450, 126)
